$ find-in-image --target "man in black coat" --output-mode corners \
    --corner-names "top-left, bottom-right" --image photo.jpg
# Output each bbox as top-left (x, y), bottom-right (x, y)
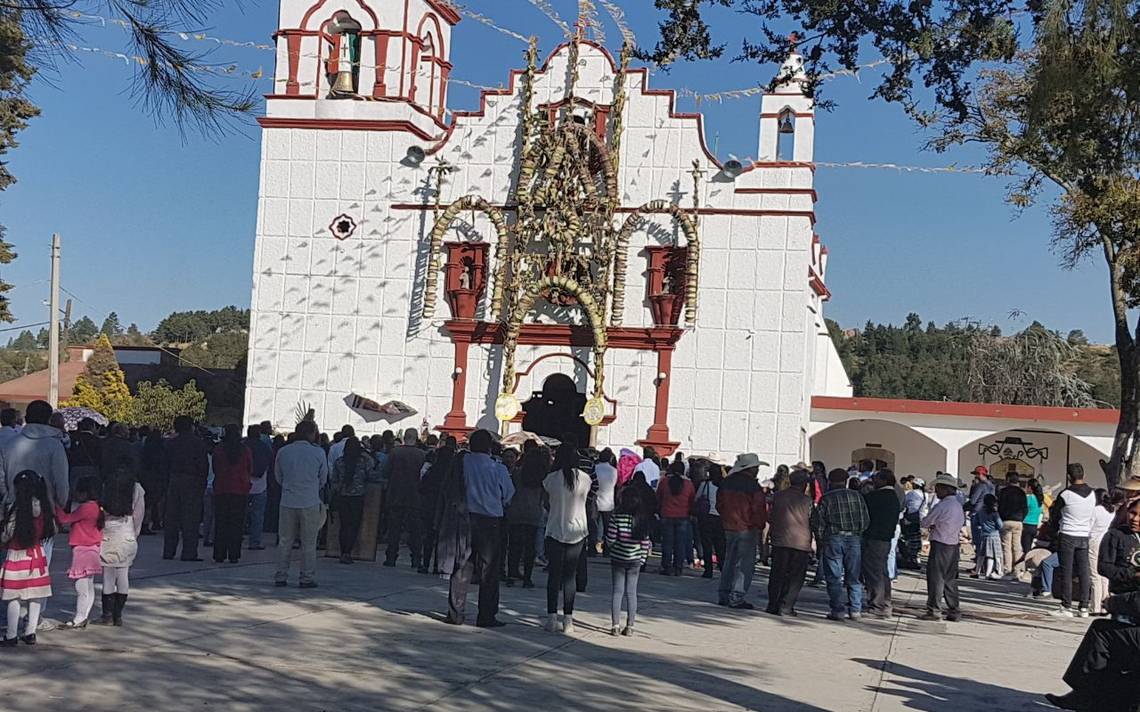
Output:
top-left (997, 473), bottom-right (1029, 580)
top-left (162, 416), bottom-right (209, 561)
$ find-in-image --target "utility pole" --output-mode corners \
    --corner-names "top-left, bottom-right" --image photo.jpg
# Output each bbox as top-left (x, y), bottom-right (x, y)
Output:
top-left (48, 234), bottom-right (60, 407)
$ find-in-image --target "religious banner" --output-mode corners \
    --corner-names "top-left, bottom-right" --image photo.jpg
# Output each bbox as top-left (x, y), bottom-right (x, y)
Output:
top-left (344, 394), bottom-right (417, 423)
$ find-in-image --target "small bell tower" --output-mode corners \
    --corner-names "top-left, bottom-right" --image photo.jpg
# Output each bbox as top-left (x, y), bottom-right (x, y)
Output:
top-left (268, 0), bottom-right (460, 130)
top-left (758, 38), bottom-right (814, 163)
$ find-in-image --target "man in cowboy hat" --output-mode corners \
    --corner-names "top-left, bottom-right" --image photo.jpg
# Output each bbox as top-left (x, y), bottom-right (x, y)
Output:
top-left (716, 453), bottom-right (768, 609)
top-left (920, 474), bottom-right (967, 622)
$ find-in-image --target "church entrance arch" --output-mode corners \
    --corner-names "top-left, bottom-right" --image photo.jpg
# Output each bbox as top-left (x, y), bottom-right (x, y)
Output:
top-left (522, 373), bottom-right (590, 446)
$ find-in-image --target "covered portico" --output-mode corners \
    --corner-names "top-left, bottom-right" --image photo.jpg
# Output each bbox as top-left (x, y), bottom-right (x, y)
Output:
top-left (809, 396), bottom-right (1118, 488)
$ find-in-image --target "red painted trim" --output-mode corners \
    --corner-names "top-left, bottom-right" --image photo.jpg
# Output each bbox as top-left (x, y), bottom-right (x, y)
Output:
top-left (300, 0), bottom-right (379, 30)
top-left (761, 112), bottom-right (814, 119)
top-left (264, 94), bottom-right (320, 100)
top-left (734, 187), bottom-right (817, 202)
top-left (257, 116), bottom-right (437, 140)
top-left (426, 0), bottom-right (462, 25)
top-left (286, 33), bottom-right (302, 95)
top-left (440, 340), bottom-right (470, 435)
top-left (808, 271), bottom-right (831, 300)
top-left (399, 0), bottom-right (411, 98)
top-left (415, 13), bottom-right (446, 60)
top-left (810, 396), bottom-right (1120, 425)
top-left (445, 321), bottom-right (685, 351)
top-left (373, 33), bottom-right (389, 97)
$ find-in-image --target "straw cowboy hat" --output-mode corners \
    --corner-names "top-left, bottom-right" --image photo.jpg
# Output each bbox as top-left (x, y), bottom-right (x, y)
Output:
top-left (728, 453), bottom-right (768, 476)
top-left (1118, 475), bottom-right (1140, 493)
top-left (933, 473), bottom-right (964, 489)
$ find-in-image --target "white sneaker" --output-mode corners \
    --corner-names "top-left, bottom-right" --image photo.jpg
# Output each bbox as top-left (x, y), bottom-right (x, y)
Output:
top-left (1040, 592), bottom-right (1053, 599)
top-left (986, 573), bottom-right (1002, 581)
top-left (1077, 608), bottom-right (1089, 618)
top-left (544, 614), bottom-right (558, 633)
top-left (562, 615), bottom-right (575, 635)
top-left (1049, 606), bottom-right (1074, 618)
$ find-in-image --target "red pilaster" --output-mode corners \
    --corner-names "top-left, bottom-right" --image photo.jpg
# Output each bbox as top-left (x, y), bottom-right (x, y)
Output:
top-left (285, 32), bottom-right (302, 95)
top-left (372, 34), bottom-right (390, 97)
top-left (439, 340), bottom-right (474, 438)
top-left (637, 348), bottom-right (680, 456)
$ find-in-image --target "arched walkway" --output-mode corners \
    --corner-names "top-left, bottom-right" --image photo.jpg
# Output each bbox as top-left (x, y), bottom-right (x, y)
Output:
top-left (809, 419), bottom-right (947, 476)
top-left (957, 428), bottom-right (1111, 489)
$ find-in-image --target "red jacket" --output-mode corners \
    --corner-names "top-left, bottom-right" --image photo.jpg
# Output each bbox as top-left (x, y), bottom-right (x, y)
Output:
top-left (656, 477), bottom-right (696, 518)
top-left (212, 446), bottom-right (252, 496)
top-left (717, 472), bottom-right (768, 532)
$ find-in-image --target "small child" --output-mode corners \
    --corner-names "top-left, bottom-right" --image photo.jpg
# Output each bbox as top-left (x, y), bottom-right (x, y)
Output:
top-left (975, 493), bottom-right (1004, 580)
top-left (54, 476), bottom-right (104, 629)
top-left (0, 470), bottom-right (56, 645)
top-left (605, 488), bottom-right (652, 637)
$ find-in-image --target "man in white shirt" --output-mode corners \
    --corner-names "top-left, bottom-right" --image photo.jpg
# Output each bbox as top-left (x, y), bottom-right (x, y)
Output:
top-left (920, 474), bottom-right (967, 622)
top-left (633, 448), bottom-right (661, 488)
top-left (1050, 463), bottom-right (1097, 617)
top-left (274, 421), bottom-right (329, 588)
top-left (594, 449), bottom-right (618, 553)
top-left (327, 425), bottom-right (353, 468)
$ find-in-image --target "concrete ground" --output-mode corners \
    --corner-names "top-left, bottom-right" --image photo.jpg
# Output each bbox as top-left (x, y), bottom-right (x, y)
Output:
top-left (0, 536), bottom-right (1082, 711)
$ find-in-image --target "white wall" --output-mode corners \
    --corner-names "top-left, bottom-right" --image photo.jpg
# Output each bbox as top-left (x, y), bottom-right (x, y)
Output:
top-left (809, 419), bottom-right (947, 475)
top-left (957, 429), bottom-right (1109, 491)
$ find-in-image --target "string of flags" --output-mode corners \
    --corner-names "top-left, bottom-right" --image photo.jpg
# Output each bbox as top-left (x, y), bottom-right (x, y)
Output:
top-left (597, 0), bottom-right (636, 45)
top-left (56, 41), bottom-right (265, 81)
top-left (448, 3), bottom-right (530, 44)
top-left (577, 0), bottom-right (606, 45)
top-left (815, 161), bottom-right (989, 175)
top-left (526, 0), bottom-right (572, 37)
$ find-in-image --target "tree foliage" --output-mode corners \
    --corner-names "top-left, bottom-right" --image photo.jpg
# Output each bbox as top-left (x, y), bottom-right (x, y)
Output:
top-left (66, 316), bottom-right (98, 345)
top-left (63, 334), bottom-right (133, 421)
top-left (153, 306), bottom-right (249, 344)
top-left (832, 315), bottom-right (1116, 408)
top-left (100, 311), bottom-right (123, 338)
top-left (178, 331), bottom-right (248, 370)
top-left (130, 378), bottom-right (207, 432)
top-left (7, 1), bottom-right (254, 135)
top-left (0, 14), bottom-right (39, 323)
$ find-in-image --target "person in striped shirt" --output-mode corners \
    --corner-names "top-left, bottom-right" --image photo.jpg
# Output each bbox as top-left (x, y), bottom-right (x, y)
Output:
top-left (606, 487), bottom-right (652, 636)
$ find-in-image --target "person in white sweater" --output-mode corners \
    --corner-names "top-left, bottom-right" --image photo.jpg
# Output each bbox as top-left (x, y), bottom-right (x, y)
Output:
top-left (1049, 464), bottom-right (1096, 617)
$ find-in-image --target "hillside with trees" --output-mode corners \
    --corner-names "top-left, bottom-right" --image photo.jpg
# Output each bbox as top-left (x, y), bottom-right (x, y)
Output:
top-left (830, 314), bottom-right (1120, 408)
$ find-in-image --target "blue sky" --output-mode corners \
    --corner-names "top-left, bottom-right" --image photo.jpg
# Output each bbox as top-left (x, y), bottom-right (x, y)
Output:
top-left (0, 0), bottom-right (1109, 341)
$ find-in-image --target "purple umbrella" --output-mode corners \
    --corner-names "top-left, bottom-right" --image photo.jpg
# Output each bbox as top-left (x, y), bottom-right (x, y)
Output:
top-left (57, 406), bottom-right (109, 431)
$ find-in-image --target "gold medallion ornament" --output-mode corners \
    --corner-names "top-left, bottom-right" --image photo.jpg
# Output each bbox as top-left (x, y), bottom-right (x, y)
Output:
top-left (494, 392), bottom-right (522, 422)
top-left (582, 396), bottom-right (606, 426)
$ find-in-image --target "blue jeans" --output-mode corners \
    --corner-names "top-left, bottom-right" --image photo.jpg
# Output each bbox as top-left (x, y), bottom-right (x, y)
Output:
top-left (887, 525), bottom-right (900, 580)
top-left (1040, 552), bottom-right (1059, 595)
top-left (719, 530), bottom-right (758, 605)
top-left (247, 491), bottom-right (268, 547)
top-left (661, 517), bottom-right (690, 572)
top-left (823, 534), bottom-right (864, 615)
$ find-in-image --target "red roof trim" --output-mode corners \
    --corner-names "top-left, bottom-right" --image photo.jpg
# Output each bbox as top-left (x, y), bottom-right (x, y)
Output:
top-left (811, 396), bottom-right (1120, 424)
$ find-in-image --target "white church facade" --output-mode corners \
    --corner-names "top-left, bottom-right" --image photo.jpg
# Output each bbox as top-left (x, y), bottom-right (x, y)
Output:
top-left (244, 0), bottom-right (1118, 485)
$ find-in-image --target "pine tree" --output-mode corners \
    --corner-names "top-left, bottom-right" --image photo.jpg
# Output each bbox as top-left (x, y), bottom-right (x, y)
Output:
top-left (0, 17), bottom-right (38, 324)
top-left (9, 329), bottom-right (35, 351)
top-left (100, 312), bottom-right (123, 338)
top-left (63, 334), bottom-right (133, 422)
top-left (67, 316), bottom-right (98, 345)
top-left (130, 379), bottom-right (207, 431)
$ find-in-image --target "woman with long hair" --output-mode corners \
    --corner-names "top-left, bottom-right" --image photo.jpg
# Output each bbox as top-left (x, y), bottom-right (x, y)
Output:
top-left (96, 467), bottom-right (144, 627)
top-left (506, 446), bottom-right (549, 587)
top-left (1022, 477), bottom-right (1046, 555)
top-left (331, 436), bottom-right (375, 563)
top-left (656, 459), bottom-right (695, 576)
top-left (542, 442), bottom-right (591, 634)
top-left (211, 424), bottom-right (252, 564)
top-left (0, 471), bottom-right (56, 645)
top-left (606, 487), bottom-right (651, 636)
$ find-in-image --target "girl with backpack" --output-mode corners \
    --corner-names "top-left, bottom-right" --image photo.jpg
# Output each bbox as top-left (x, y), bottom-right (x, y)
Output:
top-left (1, 471), bottom-right (55, 645)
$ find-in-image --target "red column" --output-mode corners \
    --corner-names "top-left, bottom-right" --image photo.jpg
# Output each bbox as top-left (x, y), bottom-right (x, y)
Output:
top-left (372, 34), bottom-right (389, 97)
top-left (438, 64), bottom-right (451, 120)
top-left (638, 347), bottom-right (680, 456)
top-left (439, 340), bottom-right (474, 438)
top-left (285, 33), bottom-right (302, 95)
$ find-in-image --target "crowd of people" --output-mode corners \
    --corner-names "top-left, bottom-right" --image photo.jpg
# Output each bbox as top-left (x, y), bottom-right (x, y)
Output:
top-left (0, 399), bottom-right (1136, 709)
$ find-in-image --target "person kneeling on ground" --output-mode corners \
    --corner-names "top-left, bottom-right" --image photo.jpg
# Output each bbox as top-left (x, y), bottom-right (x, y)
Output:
top-left (1046, 495), bottom-right (1140, 710)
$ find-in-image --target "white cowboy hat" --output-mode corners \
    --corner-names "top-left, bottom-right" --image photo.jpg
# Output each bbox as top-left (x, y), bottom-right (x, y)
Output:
top-left (933, 473), bottom-right (963, 489)
top-left (728, 453), bottom-right (768, 476)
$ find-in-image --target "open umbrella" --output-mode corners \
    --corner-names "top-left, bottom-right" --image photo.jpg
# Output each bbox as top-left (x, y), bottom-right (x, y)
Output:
top-left (57, 406), bottom-right (108, 431)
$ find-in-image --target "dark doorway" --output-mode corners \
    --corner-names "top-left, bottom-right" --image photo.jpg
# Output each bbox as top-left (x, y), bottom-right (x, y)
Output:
top-left (521, 373), bottom-right (590, 447)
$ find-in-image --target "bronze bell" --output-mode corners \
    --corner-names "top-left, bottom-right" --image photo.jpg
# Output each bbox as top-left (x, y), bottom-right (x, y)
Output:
top-left (330, 69), bottom-right (355, 97)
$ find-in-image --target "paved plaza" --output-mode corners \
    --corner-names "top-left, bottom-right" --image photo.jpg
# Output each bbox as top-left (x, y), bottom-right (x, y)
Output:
top-left (0, 537), bottom-right (1080, 711)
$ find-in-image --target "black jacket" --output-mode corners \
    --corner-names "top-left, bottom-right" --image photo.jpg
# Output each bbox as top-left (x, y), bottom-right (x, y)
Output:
top-left (1099, 525), bottom-right (1140, 595)
top-left (864, 487), bottom-right (902, 541)
top-left (997, 484), bottom-right (1028, 522)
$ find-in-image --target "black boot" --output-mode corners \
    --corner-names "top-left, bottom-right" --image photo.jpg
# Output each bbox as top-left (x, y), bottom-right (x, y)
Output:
top-left (93, 594), bottom-right (114, 625)
top-left (112, 593), bottom-right (127, 627)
